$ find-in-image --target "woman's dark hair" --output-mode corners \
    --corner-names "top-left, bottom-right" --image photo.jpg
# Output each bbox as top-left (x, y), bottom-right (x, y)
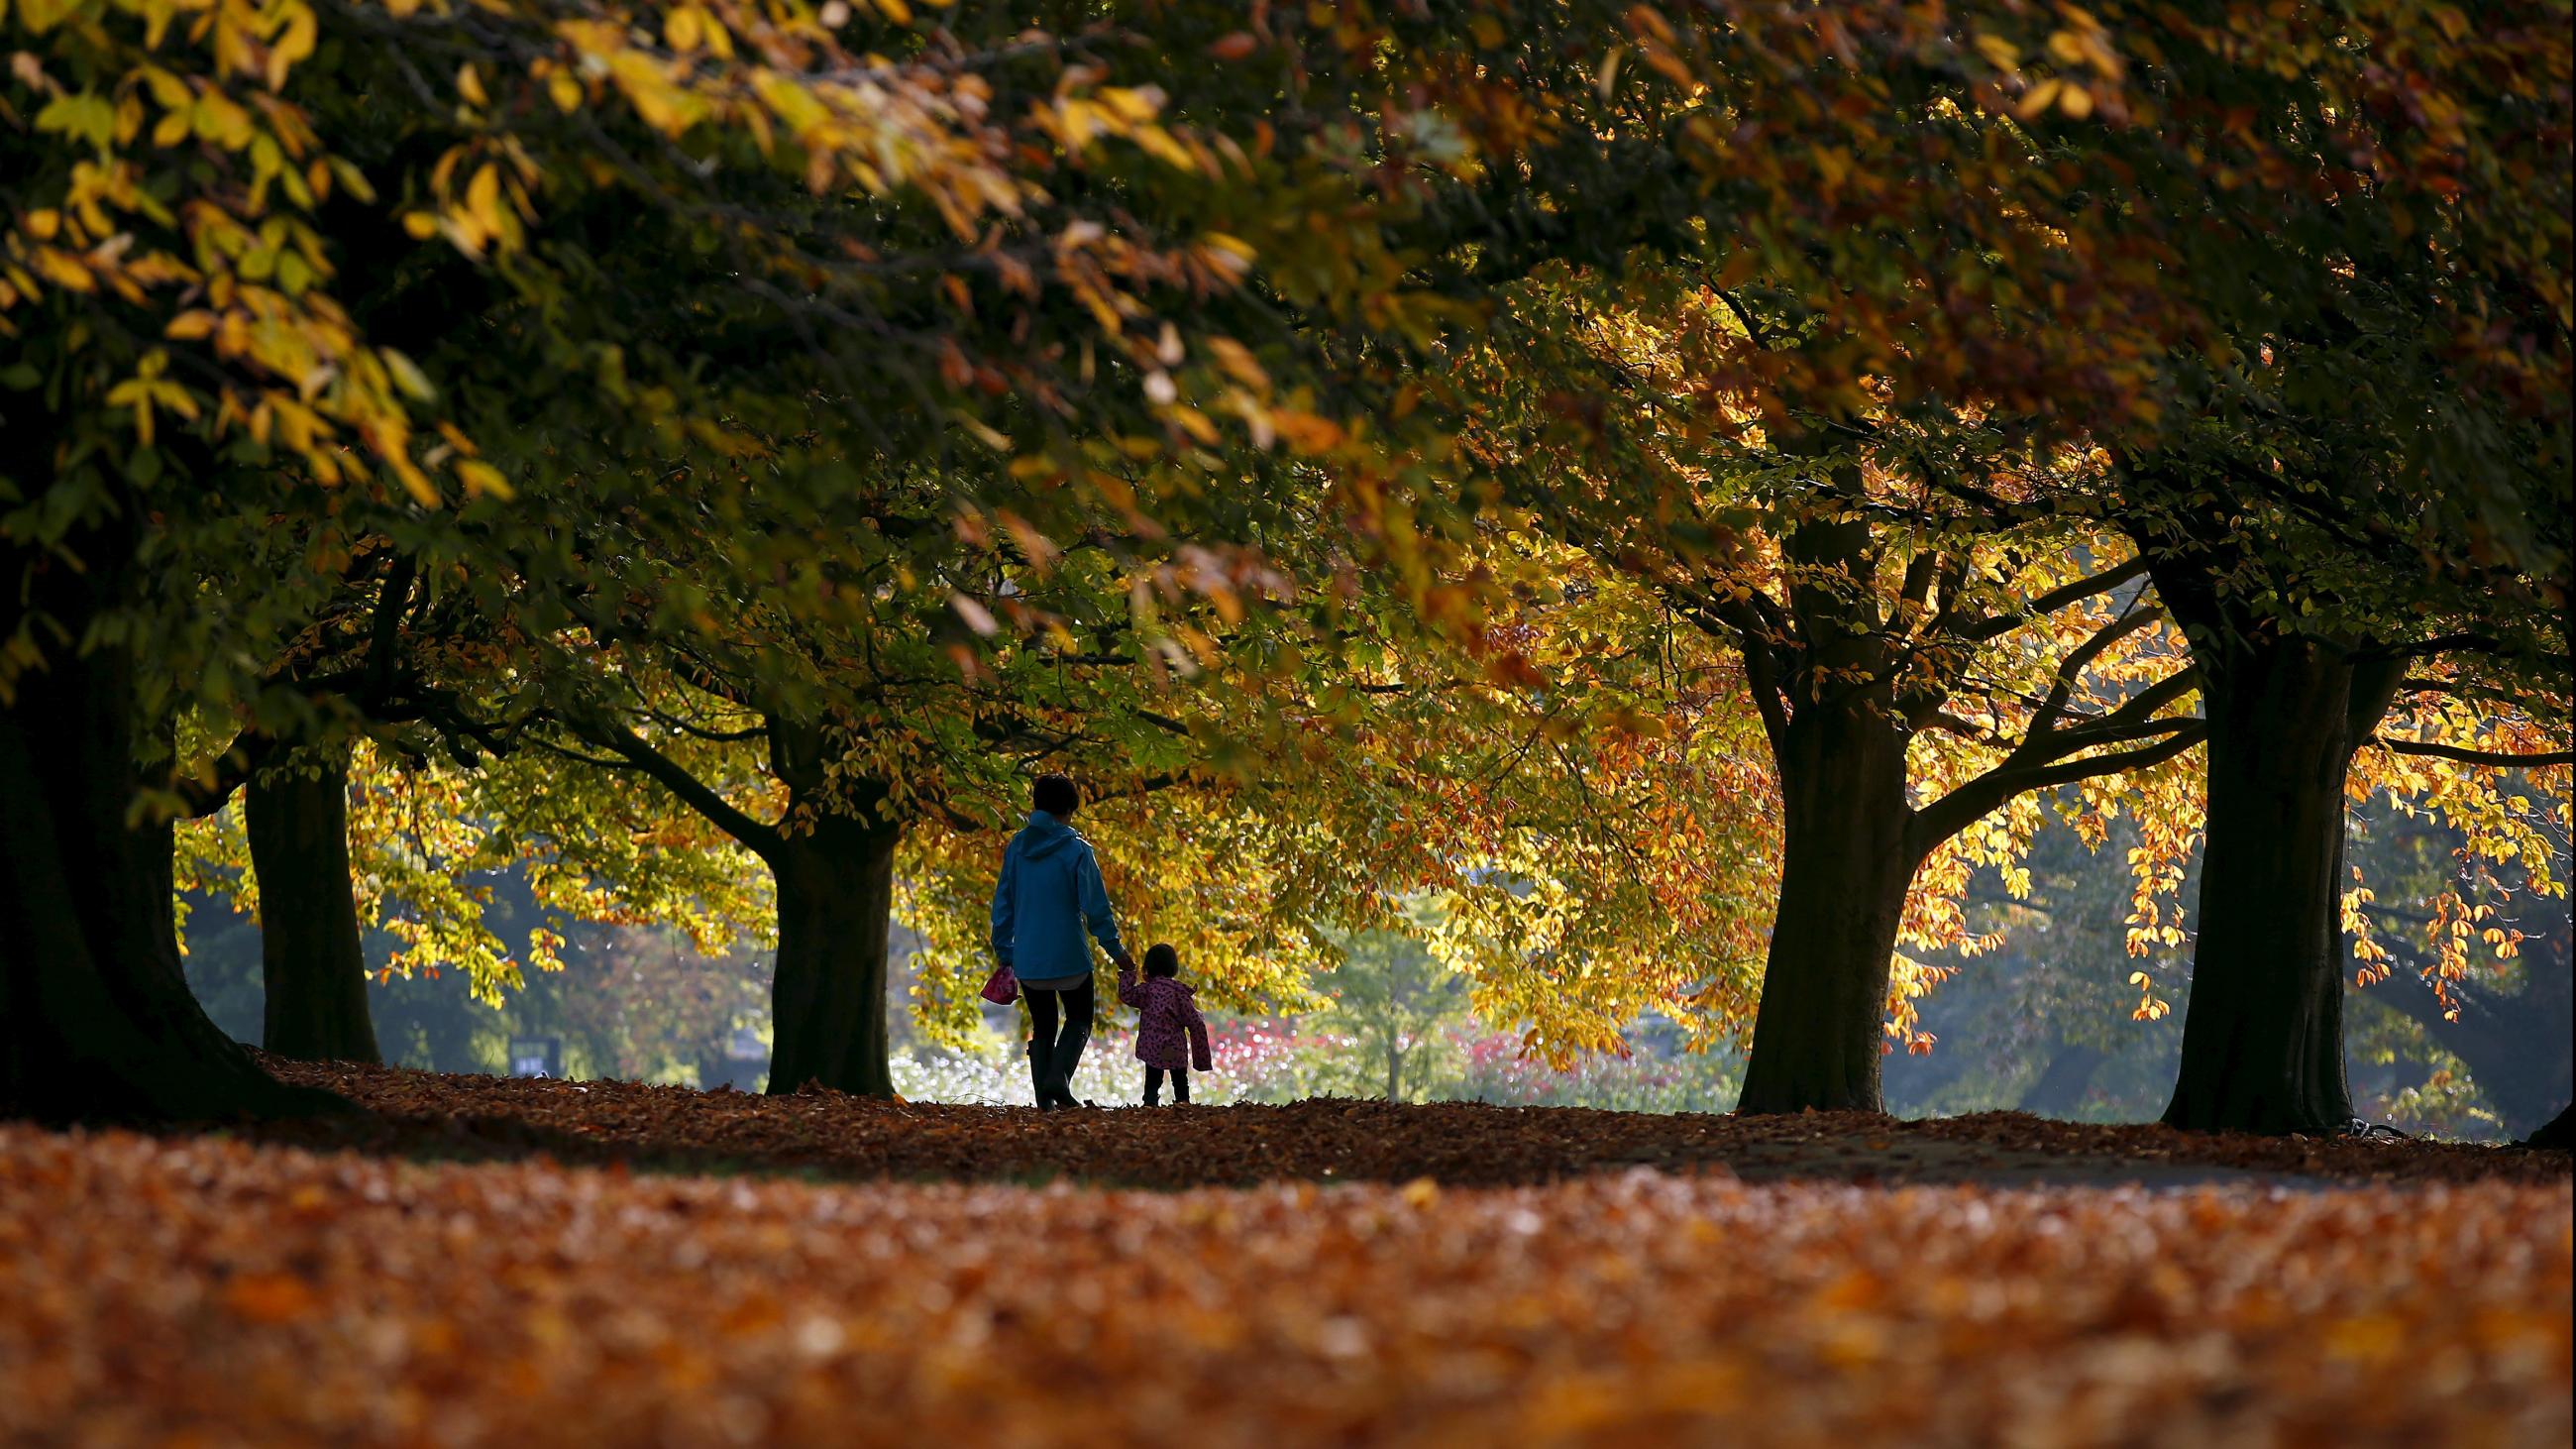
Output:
top-left (1143, 943), bottom-right (1180, 978)
top-left (1031, 773), bottom-right (1080, 819)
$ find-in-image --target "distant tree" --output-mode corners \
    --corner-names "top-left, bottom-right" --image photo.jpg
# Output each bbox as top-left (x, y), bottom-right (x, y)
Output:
top-left (1313, 924), bottom-right (1471, 1104)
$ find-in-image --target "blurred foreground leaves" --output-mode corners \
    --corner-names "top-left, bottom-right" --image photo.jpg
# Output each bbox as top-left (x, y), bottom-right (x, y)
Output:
top-left (0, 1104), bottom-right (2566, 1447)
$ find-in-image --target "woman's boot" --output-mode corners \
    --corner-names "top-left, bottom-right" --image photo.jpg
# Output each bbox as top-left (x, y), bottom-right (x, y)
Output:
top-left (1048, 1018), bottom-right (1090, 1108)
top-left (1027, 1036), bottom-right (1058, 1110)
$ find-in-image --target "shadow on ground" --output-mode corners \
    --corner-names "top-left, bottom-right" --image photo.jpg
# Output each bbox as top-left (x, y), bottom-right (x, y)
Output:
top-left (143, 1059), bottom-right (2568, 1192)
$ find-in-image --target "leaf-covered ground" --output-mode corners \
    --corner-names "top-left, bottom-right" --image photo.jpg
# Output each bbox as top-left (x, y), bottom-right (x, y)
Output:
top-left (1, 1110), bottom-right (2567, 1448)
top-left (231, 1059), bottom-right (2572, 1190)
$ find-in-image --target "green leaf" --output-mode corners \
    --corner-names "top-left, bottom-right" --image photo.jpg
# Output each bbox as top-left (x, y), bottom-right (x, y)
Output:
top-left (35, 91), bottom-right (115, 151)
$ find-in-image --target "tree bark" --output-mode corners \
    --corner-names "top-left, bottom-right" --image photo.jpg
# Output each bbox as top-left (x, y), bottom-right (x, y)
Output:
top-left (1, 520), bottom-right (342, 1123)
top-left (2161, 637), bottom-right (2400, 1134)
top-left (244, 751), bottom-right (381, 1063)
top-left (764, 814), bottom-right (901, 1097)
top-left (1736, 702), bottom-right (1915, 1115)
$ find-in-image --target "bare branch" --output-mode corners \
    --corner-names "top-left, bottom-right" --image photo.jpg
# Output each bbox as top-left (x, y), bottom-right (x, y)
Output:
top-left (2026, 608), bottom-right (2168, 738)
top-left (2373, 738), bottom-right (2574, 769)
top-left (1909, 722), bottom-right (2207, 858)
top-left (571, 715), bottom-right (782, 856)
top-left (1960, 555), bottom-right (2152, 643)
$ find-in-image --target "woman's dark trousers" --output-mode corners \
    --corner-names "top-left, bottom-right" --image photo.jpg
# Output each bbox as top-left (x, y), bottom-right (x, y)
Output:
top-left (1023, 978), bottom-right (1095, 1109)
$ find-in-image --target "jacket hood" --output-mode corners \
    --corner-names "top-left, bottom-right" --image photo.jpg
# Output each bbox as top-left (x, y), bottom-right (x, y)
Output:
top-left (1015, 810), bottom-right (1083, 861)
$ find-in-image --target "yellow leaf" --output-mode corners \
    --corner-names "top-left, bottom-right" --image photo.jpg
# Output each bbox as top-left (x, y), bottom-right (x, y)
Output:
top-left (454, 458), bottom-right (510, 498)
top-left (466, 164), bottom-right (503, 236)
top-left (193, 90), bottom-right (254, 150)
top-left (268, 5), bottom-right (317, 89)
top-left (382, 349), bottom-right (435, 401)
top-left (31, 248), bottom-right (94, 292)
top-left (1097, 86), bottom-right (1158, 124)
top-left (1204, 336), bottom-right (1267, 389)
top-left (664, 7), bottom-right (702, 53)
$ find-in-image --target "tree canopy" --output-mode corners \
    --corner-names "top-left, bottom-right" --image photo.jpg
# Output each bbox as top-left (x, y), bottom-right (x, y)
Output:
top-left (3, 0), bottom-right (2569, 1134)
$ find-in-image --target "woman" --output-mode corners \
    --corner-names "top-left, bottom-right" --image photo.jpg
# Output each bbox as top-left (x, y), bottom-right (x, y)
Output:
top-left (988, 773), bottom-right (1134, 1108)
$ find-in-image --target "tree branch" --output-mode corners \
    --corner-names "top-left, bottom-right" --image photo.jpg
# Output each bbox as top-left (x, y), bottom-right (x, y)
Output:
top-left (360, 554), bottom-right (418, 708)
top-left (1909, 722), bottom-right (2207, 859)
top-left (571, 715), bottom-right (782, 856)
top-left (1959, 556), bottom-right (2152, 643)
top-left (172, 730), bottom-right (276, 818)
top-left (2026, 609), bottom-right (2168, 738)
top-left (2373, 738), bottom-right (2575, 768)
top-left (2025, 666), bottom-right (2202, 761)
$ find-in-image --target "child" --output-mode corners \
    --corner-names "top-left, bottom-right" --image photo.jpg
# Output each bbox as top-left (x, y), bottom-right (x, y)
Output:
top-left (1118, 943), bottom-right (1213, 1104)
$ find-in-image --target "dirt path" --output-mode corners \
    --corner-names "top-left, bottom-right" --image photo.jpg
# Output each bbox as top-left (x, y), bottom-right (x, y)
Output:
top-left (216, 1059), bottom-right (2561, 1191)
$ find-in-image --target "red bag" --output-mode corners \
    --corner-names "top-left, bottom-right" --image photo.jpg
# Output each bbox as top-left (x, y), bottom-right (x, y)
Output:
top-left (980, 963), bottom-right (1019, 1005)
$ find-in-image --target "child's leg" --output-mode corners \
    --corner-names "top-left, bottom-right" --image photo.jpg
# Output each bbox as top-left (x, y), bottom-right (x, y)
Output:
top-left (1143, 1065), bottom-right (1164, 1106)
top-left (1171, 1067), bottom-right (1190, 1104)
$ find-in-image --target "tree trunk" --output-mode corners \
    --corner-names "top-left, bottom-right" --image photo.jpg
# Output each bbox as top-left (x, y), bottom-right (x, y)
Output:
top-left (1, 523), bottom-right (341, 1123)
top-left (244, 751), bottom-right (381, 1063)
top-left (2161, 639), bottom-right (2395, 1134)
top-left (764, 816), bottom-right (901, 1097)
top-left (1736, 705), bottom-right (1915, 1115)
top-left (2527, 1102), bottom-right (2574, 1150)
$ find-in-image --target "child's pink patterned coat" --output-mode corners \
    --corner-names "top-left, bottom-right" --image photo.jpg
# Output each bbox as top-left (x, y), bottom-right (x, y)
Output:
top-left (1118, 964), bottom-right (1214, 1072)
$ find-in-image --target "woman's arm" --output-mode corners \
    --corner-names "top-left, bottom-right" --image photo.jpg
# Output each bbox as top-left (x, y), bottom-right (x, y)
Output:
top-left (1076, 844), bottom-right (1132, 968)
top-left (987, 842), bottom-right (1018, 968)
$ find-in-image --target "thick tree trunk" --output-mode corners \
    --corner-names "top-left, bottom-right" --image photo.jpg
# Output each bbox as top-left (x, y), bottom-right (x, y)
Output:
top-left (244, 752), bottom-right (381, 1063)
top-left (2161, 640), bottom-right (2393, 1134)
top-left (1736, 707), bottom-right (1915, 1115)
top-left (2527, 1102), bottom-right (2574, 1150)
top-left (764, 816), bottom-right (901, 1097)
top-left (1, 526), bottom-right (341, 1123)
